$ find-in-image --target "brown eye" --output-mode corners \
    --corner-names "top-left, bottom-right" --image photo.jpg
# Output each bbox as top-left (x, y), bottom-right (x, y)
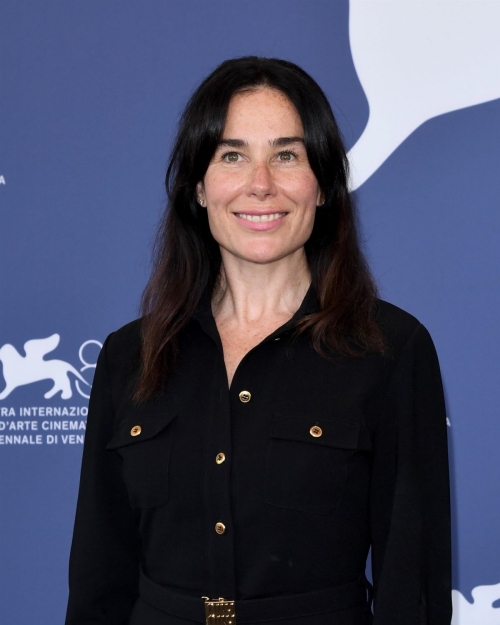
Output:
top-left (277, 150), bottom-right (298, 162)
top-left (222, 151), bottom-right (240, 163)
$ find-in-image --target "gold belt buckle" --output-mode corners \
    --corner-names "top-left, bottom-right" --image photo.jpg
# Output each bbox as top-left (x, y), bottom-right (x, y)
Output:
top-left (201, 596), bottom-right (236, 625)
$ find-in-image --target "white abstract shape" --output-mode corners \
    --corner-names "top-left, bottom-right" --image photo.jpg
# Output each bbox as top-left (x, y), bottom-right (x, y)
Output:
top-left (451, 582), bottom-right (500, 625)
top-left (23, 333), bottom-right (60, 358)
top-left (348, 0), bottom-right (500, 190)
top-left (0, 334), bottom-right (90, 400)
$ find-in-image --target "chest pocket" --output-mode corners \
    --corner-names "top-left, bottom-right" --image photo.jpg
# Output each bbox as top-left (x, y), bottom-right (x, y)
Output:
top-left (105, 411), bottom-right (178, 509)
top-left (264, 411), bottom-right (360, 515)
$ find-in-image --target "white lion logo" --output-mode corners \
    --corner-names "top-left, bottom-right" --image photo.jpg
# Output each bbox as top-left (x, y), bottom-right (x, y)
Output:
top-left (452, 582), bottom-right (500, 625)
top-left (0, 334), bottom-right (91, 400)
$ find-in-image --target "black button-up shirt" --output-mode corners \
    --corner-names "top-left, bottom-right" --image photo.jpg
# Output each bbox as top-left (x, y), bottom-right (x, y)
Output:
top-left (65, 281), bottom-right (452, 625)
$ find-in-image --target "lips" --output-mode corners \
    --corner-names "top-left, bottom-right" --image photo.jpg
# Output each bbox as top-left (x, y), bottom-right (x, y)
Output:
top-left (235, 212), bottom-right (287, 223)
top-left (233, 210), bottom-right (288, 215)
top-left (233, 211), bottom-right (288, 230)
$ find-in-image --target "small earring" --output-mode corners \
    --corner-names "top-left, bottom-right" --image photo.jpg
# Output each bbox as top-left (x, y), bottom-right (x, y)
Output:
top-left (198, 197), bottom-right (205, 206)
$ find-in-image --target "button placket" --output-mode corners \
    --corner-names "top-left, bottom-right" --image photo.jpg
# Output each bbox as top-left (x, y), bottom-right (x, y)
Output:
top-left (199, 346), bottom-right (237, 599)
top-left (191, 280), bottom-right (319, 599)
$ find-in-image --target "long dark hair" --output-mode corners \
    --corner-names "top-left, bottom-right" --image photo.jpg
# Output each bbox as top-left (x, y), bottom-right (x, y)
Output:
top-left (132, 55), bottom-right (389, 404)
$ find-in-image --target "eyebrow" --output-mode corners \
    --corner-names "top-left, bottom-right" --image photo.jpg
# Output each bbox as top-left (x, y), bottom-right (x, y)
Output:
top-left (216, 136), bottom-right (305, 149)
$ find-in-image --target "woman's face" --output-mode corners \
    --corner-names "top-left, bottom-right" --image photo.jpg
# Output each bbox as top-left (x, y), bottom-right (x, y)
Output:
top-left (196, 87), bottom-right (323, 265)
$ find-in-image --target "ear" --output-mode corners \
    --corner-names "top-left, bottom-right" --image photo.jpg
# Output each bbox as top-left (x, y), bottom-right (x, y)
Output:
top-left (316, 188), bottom-right (324, 206)
top-left (196, 181), bottom-right (205, 205)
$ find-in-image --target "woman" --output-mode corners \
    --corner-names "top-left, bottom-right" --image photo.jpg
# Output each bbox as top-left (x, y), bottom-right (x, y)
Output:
top-left (65, 56), bottom-right (452, 625)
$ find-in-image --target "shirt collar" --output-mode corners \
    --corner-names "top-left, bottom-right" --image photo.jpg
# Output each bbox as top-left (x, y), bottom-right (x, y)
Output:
top-left (192, 279), bottom-right (320, 343)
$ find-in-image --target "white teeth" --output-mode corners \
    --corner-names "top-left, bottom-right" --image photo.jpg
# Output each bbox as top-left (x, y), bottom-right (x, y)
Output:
top-left (235, 212), bottom-right (286, 222)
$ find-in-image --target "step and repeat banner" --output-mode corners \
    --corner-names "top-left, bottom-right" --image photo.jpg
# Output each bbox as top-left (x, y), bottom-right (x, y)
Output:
top-left (1, 1), bottom-right (499, 623)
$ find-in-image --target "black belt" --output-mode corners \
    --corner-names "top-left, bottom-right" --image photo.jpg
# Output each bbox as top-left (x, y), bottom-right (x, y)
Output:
top-left (139, 567), bottom-right (373, 624)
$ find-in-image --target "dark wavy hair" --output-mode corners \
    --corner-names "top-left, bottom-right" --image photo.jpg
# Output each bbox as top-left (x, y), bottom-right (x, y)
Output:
top-left (132, 55), bottom-right (389, 403)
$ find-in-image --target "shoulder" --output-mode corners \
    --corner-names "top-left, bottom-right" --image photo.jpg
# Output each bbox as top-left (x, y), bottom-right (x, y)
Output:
top-left (94, 317), bottom-right (145, 407)
top-left (373, 298), bottom-right (437, 359)
top-left (102, 312), bottom-right (198, 373)
top-left (103, 317), bottom-right (144, 372)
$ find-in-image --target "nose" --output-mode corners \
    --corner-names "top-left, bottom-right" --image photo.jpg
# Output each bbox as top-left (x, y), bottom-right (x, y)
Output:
top-left (246, 161), bottom-right (277, 200)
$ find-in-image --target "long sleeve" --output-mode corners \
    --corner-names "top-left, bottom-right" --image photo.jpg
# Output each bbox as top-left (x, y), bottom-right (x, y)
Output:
top-left (65, 332), bottom-right (141, 624)
top-left (370, 322), bottom-right (452, 624)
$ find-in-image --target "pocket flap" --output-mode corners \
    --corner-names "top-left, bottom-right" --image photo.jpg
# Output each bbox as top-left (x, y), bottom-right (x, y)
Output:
top-left (270, 412), bottom-right (360, 450)
top-left (106, 411), bottom-right (178, 450)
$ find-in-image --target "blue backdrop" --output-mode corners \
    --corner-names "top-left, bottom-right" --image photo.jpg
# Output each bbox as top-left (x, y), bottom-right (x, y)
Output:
top-left (1, 1), bottom-right (499, 623)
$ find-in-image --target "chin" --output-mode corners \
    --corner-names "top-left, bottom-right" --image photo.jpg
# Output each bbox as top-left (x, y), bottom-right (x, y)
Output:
top-left (237, 246), bottom-right (286, 264)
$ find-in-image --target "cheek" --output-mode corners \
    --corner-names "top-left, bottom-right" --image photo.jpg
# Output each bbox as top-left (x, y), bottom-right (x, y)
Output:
top-left (204, 170), bottom-right (241, 202)
top-left (281, 171), bottom-right (319, 202)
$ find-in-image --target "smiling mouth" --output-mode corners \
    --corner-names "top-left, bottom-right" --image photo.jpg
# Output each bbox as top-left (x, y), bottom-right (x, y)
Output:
top-left (234, 212), bottom-right (287, 223)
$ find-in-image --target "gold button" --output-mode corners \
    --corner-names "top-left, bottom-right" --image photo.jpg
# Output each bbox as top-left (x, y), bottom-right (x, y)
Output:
top-left (239, 390), bottom-right (251, 403)
top-left (130, 425), bottom-right (142, 436)
top-left (310, 425), bottom-right (322, 437)
top-left (215, 522), bottom-right (226, 534)
top-left (216, 452), bottom-right (225, 464)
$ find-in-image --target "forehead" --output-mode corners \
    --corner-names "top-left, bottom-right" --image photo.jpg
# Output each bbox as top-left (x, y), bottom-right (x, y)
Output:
top-left (223, 87), bottom-right (303, 136)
